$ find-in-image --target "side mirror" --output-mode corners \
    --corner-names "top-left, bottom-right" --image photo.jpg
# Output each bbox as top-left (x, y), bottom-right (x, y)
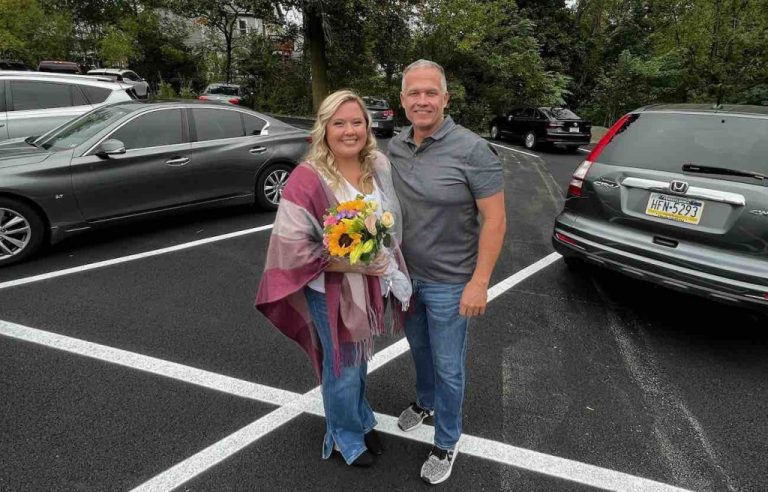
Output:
top-left (96, 139), bottom-right (126, 157)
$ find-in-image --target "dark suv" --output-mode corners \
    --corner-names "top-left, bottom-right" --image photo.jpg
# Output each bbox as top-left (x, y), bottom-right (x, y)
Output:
top-left (490, 106), bottom-right (591, 151)
top-left (552, 104), bottom-right (768, 309)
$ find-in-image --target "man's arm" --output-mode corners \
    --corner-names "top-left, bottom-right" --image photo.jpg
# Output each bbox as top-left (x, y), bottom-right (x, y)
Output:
top-left (460, 191), bottom-right (507, 317)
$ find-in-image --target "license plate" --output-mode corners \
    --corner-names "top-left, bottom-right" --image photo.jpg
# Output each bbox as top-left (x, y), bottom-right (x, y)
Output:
top-left (372, 121), bottom-right (380, 128)
top-left (569, 127), bottom-right (579, 133)
top-left (645, 193), bottom-right (705, 225)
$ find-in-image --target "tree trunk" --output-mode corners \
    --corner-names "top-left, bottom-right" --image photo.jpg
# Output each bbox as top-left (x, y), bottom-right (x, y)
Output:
top-left (305, 3), bottom-right (329, 112)
top-left (225, 32), bottom-right (233, 83)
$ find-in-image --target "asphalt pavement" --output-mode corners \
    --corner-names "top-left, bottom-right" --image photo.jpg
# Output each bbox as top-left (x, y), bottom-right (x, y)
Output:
top-left (0, 127), bottom-right (766, 491)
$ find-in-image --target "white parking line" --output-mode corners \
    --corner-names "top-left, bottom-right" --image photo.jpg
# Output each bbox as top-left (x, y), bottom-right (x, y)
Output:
top-left (488, 141), bottom-right (540, 158)
top-left (0, 320), bottom-right (296, 407)
top-left (578, 147), bottom-right (590, 153)
top-left (0, 224), bottom-right (273, 291)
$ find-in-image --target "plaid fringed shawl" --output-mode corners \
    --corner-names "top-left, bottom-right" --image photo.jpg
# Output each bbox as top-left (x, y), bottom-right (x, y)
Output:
top-left (255, 151), bottom-right (409, 380)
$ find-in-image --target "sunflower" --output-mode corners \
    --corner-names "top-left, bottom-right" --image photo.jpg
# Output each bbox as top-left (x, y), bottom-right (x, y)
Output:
top-left (327, 222), bottom-right (362, 257)
top-left (337, 198), bottom-right (366, 215)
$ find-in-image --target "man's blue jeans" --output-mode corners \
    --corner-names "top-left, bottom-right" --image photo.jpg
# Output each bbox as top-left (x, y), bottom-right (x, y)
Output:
top-left (305, 287), bottom-right (376, 465)
top-left (404, 280), bottom-right (469, 452)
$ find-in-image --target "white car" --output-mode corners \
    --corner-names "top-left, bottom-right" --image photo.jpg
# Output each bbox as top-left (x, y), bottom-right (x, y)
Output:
top-left (86, 68), bottom-right (151, 99)
top-left (0, 71), bottom-right (136, 141)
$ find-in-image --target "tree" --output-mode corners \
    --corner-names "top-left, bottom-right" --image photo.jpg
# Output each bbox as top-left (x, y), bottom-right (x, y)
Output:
top-left (412, 0), bottom-right (568, 129)
top-left (0, 0), bottom-right (74, 64)
top-left (172, 0), bottom-right (273, 83)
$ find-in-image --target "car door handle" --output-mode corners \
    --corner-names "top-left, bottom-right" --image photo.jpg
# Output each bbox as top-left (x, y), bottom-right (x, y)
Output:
top-left (249, 146), bottom-right (267, 154)
top-left (165, 156), bottom-right (190, 166)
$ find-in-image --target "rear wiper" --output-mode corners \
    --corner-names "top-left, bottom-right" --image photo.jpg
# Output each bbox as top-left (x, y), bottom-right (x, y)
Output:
top-left (683, 163), bottom-right (767, 181)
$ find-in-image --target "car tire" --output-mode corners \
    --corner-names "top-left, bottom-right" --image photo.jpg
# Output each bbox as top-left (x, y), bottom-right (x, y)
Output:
top-left (256, 163), bottom-right (293, 211)
top-left (0, 198), bottom-right (46, 267)
top-left (490, 125), bottom-right (500, 140)
top-left (524, 131), bottom-right (537, 150)
top-left (566, 145), bottom-right (581, 153)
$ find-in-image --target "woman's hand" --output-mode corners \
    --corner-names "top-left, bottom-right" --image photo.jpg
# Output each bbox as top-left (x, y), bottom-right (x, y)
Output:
top-left (361, 250), bottom-right (390, 277)
top-left (325, 251), bottom-right (389, 276)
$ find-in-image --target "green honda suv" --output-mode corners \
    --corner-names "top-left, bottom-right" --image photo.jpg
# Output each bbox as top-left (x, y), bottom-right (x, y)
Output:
top-left (553, 104), bottom-right (768, 309)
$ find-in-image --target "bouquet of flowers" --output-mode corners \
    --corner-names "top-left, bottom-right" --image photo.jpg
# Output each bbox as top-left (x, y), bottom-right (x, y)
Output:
top-left (322, 195), bottom-right (411, 308)
top-left (322, 195), bottom-right (395, 265)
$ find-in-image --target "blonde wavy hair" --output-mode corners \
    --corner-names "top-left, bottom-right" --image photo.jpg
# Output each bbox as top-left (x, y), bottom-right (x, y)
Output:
top-left (307, 90), bottom-right (378, 194)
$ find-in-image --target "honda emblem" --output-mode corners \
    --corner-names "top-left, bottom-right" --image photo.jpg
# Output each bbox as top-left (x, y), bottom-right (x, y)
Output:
top-left (669, 180), bottom-right (689, 194)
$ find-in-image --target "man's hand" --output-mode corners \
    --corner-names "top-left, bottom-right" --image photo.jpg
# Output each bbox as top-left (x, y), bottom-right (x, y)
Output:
top-left (459, 279), bottom-right (488, 317)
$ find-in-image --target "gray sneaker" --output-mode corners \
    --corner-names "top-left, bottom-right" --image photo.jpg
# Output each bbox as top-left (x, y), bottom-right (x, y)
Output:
top-left (420, 446), bottom-right (456, 484)
top-left (397, 402), bottom-right (433, 432)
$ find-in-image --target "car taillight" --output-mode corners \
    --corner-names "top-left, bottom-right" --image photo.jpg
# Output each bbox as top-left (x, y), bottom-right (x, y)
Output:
top-left (228, 98), bottom-right (240, 104)
top-left (554, 232), bottom-right (585, 250)
top-left (305, 136), bottom-right (313, 143)
top-left (568, 160), bottom-right (594, 197)
top-left (547, 122), bottom-right (563, 128)
top-left (568, 113), bottom-right (632, 197)
top-left (383, 109), bottom-right (394, 119)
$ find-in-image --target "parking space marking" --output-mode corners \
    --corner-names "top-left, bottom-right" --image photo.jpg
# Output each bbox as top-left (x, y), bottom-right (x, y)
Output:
top-left (2, 252), bottom-right (691, 491)
top-left (0, 319), bottom-right (296, 407)
top-left (488, 142), bottom-right (541, 158)
top-left (0, 224), bottom-right (274, 291)
top-left (579, 147), bottom-right (590, 153)
top-left (130, 405), bottom-right (305, 492)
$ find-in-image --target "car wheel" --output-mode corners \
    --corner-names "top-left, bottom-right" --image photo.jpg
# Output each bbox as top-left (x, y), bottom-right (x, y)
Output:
top-left (256, 163), bottom-right (293, 210)
top-left (490, 125), bottom-right (500, 140)
top-left (524, 131), bottom-right (537, 150)
top-left (566, 145), bottom-right (581, 153)
top-left (0, 198), bottom-right (46, 267)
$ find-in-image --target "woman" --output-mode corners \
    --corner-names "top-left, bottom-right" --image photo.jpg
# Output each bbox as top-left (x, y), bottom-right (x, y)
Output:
top-left (255, 90), bottom-right (409, 467)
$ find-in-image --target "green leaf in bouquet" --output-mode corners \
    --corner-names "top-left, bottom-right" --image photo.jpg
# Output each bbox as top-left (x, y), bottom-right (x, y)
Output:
top-left (349, 241), bottom-right (366, 264)
top-left (383, 234), bottom-right (392, 248)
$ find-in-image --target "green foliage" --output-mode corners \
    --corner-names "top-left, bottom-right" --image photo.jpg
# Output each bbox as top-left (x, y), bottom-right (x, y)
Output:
top-left (179, 81), bottom-right (196, 99)
top-left (98, 23), bottom-right (137, 67)
top-left (3, 0), bottom-right (765, 131)
top-left (0, 0), bottom-right (73, 64)
top-left (157, 79), bottom-right (177, 99)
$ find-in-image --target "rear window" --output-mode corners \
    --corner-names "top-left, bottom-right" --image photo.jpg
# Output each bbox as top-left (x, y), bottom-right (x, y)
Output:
top-left (205, 85), bottom-right (240, 96)
top-left (543, 108), bottom-right (579, 120)
top-left (192, 108), bottom-right (245, 141)
top-left (363, 97), bottom-right (388, 108)
top-left (80, 85), bottom-right (112, 104)
top-left (598, 112), bottom-right (768, 180)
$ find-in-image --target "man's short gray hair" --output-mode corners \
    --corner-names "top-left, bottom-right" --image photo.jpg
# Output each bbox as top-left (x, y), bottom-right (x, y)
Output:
top-left (401, 59), bottom-right (447, 92)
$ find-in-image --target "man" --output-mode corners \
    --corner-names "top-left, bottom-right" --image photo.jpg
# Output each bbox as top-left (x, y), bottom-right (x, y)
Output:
top-left (388, 59), bottom-right (506, 484)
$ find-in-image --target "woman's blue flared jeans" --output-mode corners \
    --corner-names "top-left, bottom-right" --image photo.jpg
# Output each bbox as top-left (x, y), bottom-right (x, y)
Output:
top-left (305, 287), bottom-right (376, 465)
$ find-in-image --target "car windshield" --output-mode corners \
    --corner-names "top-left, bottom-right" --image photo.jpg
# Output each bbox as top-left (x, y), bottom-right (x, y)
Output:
top-left (598, 112), bottom-right (768, 182)
top-left (544, 107), bottom-right (580, 120)
top-left (36, 105), bottom-right (136, 151)
top-left (206, 85), bottom-right (240, 96)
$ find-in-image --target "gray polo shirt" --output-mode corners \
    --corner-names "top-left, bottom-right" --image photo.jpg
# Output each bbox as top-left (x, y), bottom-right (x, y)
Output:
top-left (388, 116), bottom-right (504, 283)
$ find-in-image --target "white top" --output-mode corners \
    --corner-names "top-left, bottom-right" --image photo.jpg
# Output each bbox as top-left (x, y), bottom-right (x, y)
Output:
top-left (308, 177), bottom-right (384, 293)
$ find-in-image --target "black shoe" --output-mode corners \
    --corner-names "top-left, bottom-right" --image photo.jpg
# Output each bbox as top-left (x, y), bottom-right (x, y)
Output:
top-left (351, 450), bottom-right (376, 467)
top-left (364, 429), bottom-right (384, 455)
